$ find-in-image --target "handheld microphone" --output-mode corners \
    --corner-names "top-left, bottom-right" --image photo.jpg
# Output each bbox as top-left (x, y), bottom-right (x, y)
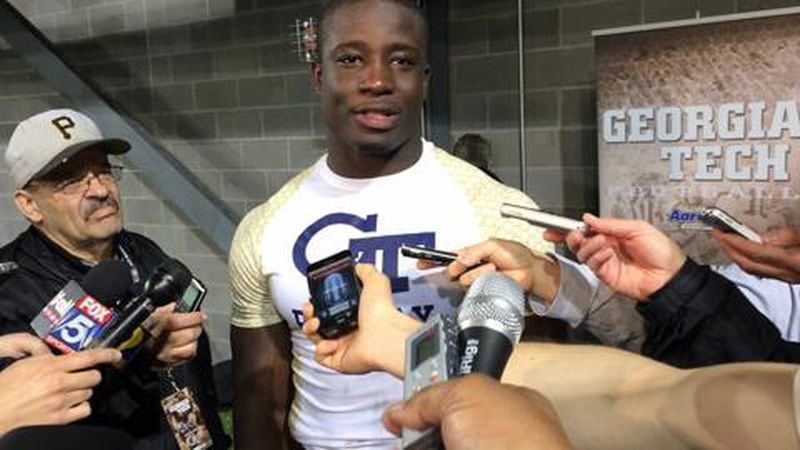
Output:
top-left (42, 261), bottom-right (133, 353)
top-left (90, 258), bottom-right (192, 349)
top-left (456, 272), bottom-right (525, 379)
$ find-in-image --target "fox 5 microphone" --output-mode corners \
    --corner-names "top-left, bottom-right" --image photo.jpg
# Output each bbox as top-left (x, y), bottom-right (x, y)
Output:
top-left (42, 261), bottom-right (133, 353)
top-left (89, 258), bottom-right (192, 349)
top-left (456, 272), bottom-right (525, 379)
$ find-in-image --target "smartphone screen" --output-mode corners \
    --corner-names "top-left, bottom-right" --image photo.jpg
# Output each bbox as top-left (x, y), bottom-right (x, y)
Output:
top-left (306, 250), bottom-right (360, 338)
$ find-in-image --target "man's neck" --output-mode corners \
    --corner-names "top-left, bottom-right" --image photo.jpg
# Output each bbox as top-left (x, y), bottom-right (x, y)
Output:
top-left (326, 137), bottom-right (424, 179)
top-left (37, 228), bottom-right (115, 264)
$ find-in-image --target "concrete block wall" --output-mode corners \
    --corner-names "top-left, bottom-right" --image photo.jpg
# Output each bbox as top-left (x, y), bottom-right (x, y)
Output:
top-left (0, 0), bottom-right (797, 361)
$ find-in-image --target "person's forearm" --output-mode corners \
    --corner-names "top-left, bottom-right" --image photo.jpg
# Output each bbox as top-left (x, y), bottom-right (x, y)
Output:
top-left (525, 254), bottom-right (560, 303)
top-left (368, 313), bottom-right (422, 378)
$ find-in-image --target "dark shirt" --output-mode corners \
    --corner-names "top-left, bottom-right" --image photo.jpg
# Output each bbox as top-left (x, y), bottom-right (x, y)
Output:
top-left (0, 227), bottom-right (230, 449)
top-left (639, 257), bottom-right (800, 368)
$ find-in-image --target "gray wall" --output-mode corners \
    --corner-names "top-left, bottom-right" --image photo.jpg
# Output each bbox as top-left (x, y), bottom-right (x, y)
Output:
top-left (0, 0), bottom-right (797, 361)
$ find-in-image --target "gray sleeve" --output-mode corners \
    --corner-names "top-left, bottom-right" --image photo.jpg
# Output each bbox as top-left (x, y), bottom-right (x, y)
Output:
top-left (528, 253), bottom-right (645, 352)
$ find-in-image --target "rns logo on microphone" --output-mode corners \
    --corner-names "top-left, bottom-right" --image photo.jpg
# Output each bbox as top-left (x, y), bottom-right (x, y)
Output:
top-left (459, 338), bottom-right (479, 375)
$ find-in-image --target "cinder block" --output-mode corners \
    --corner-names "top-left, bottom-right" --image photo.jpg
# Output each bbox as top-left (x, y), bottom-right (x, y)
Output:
top-left (262, 106), bottom-right (312, 137)
top-left (450, 94), bottom-right (487, 131)
top-left (214, 46), bottom-right (261, 77)
top-left (523, 129), bottom-right (560, 166)
top-left (488, 90), bottom-right (558, 129)
top-left (232, 12), bottom-right (282, 44)
top-left (738, 0), bottom-right (798, 11)
top-left (558, 129), bottom-right (599, 167)
top-left (195, 80), bottom-right (239, 110)
top-left (288, 138), bottom-right (325, 169)
top-left (123, 198), bottom-right (165, 224)
top-left (238, 75), bottom-right (287, 107)
top-left (561, 88), bottom-right (596, 127)
top-left (525, 47), bottom-right (594, 88)
top-left (172, 51), bottom-right (214, 81)
top-left (90, 3), bottom-right (125, 37)
top-left (562, 0), bottom-right (642, 45)
top-left (286, 73), bottom-right (318, 104)
top-left (222, 170), bottom-right (269, 200)
top-left (110, 87), bottom-right (153, 113)
top-left (55, 10), bottom-right (90, 42)
top-left (526, 8), bottom-right (559, 49)
top-left (71, 0), bottom-right (107, 10)
top-left (449, 18), bottom-right (489, 57)
top-left (260, 41), bottom-right (306, 73)
top-left (189, 18), bottom-right (233, 50)
top-left (175, 112), bottom-right (217, 140)
top-left (152, 84), bottom-right (196, 112)
top-left (241, 139), bottom-right (290, 170)
top-left (218, 109), bottom-right (262, 138)
top-left (453, 54), bottom-right (518, 93)
top-left (147, 26), bottom-right (192, 56)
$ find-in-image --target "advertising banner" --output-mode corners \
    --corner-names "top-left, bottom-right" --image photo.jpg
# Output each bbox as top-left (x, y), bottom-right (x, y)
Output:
top-left (595, 9), bottom-right (800, 263)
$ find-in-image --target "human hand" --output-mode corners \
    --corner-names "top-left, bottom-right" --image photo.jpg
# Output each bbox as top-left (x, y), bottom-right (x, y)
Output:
top-left (302, 264), bottom-right (420, 378)
top-left (146, 303), bottom-right (205, 366)
top-left (563, 214), bottom-right (686, 300)
top-left (383, 374), bottom-right (572, 450)
top-left (0, 348), bottom-right (121, 436)
top-left (419, 239), bottom-right (560, 302)
top-left (0, 333), bottom-right (51, 359)
top-left (713, 226), bottom-right (800, 283)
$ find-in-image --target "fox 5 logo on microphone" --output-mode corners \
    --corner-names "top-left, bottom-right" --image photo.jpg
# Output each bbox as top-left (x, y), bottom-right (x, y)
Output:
top-left (45, 296), bottom-right (114, 353)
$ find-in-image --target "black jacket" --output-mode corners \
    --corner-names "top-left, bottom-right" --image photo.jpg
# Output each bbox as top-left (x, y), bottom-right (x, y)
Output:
top-left (639, 257), bottom-right (800, 368)
top-left (0, 227), bottom-right (230, 449)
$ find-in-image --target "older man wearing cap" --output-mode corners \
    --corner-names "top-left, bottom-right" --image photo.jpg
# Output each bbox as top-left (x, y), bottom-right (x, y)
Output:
top-left (0, 109), bottom-right (229, 449)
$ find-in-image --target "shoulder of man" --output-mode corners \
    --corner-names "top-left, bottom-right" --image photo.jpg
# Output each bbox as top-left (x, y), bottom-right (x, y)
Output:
top-left (0, 236), bottom-right (22, 282)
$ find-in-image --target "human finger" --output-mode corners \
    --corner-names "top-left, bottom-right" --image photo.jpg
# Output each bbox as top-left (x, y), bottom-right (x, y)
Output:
top-left (56, 348), bottom-right (121, 372)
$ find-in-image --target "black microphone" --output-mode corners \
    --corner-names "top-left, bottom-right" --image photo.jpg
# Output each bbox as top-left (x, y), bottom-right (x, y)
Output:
top-left (30, 260), bottom-right (132, 338)
top-left (90, 258), bottom-right (192, 349)
top-left (456, 272), bottom-right (526, 379)
top-left (40, 261), bottom-right (133, 353)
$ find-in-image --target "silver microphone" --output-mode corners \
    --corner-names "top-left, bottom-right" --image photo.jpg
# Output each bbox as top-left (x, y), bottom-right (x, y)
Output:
top-left (456, 272), bottom-right (526, 379)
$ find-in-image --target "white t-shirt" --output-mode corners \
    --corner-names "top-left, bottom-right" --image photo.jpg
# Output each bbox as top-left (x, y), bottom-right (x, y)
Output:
top-left (229, 140), bottom-right (551, 448)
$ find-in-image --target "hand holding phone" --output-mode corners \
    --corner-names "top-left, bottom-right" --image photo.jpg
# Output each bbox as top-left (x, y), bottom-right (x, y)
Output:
top-left (701, 207), bottom-right (762, 243)
top-left (175, 278), bottom-right (207, 313)
top-left (499, 203), bottom-right (587, 233)
top-left (307, 250), bottom-right (361, 339)
top-left (400, 245), bottom-right (458, 265)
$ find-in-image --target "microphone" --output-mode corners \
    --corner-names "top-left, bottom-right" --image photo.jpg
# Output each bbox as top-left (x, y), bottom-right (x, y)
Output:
top-left (456, 272), bottom-right (525, 379)
top-left (42, 261), bottom-right (133, 353)
top-left (89, 258), bottom-right (192, 349)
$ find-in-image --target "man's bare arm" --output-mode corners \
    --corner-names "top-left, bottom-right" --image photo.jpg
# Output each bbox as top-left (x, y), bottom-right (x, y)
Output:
top-left (503, 343), bottom-right (798, 449)
top-left (232, 323), bottom-right (297, 450)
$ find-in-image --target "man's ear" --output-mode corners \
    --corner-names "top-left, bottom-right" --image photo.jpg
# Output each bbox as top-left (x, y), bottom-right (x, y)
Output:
top-left (311, 62), bottom-right (323, 93)
top-left (13, 190), bottom-right (43, 224)
top-left (422, 64), bottom-right (431, 99)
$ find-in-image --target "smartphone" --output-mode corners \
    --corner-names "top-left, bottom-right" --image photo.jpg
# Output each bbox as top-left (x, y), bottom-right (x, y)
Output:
top-left (500, 203), bottom-right (587, 233)
top-left (701, 207), bottom-right (762, 243)
top-left (306, 250), bottom-right (361, 339)
top-left (400, 244), bottom-right (458, 265)
top-left (176, 277), bottom-right (207, 313)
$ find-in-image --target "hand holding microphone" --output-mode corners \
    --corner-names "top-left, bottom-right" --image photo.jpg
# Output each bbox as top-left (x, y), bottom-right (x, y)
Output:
top-left (383, 374), bottom-right (571, 450)
top-left (0, 347), bottom-right (121, 437)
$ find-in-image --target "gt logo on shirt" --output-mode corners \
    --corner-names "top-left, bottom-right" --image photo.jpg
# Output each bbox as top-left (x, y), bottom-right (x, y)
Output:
top-left (293, 212), bottom-right (436, 293)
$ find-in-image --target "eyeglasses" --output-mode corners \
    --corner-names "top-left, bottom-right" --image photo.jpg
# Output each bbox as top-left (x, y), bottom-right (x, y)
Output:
top-left (46, 165), bottom-right (124, 195)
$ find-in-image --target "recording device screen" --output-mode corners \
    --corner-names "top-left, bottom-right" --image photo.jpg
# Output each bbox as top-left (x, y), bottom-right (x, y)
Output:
top-left (411, 324), bottom-right (440, 370)
top-left (176, 278), bottom-right (207, 313)
top-left (307, 250), bottom-right (360, 338)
